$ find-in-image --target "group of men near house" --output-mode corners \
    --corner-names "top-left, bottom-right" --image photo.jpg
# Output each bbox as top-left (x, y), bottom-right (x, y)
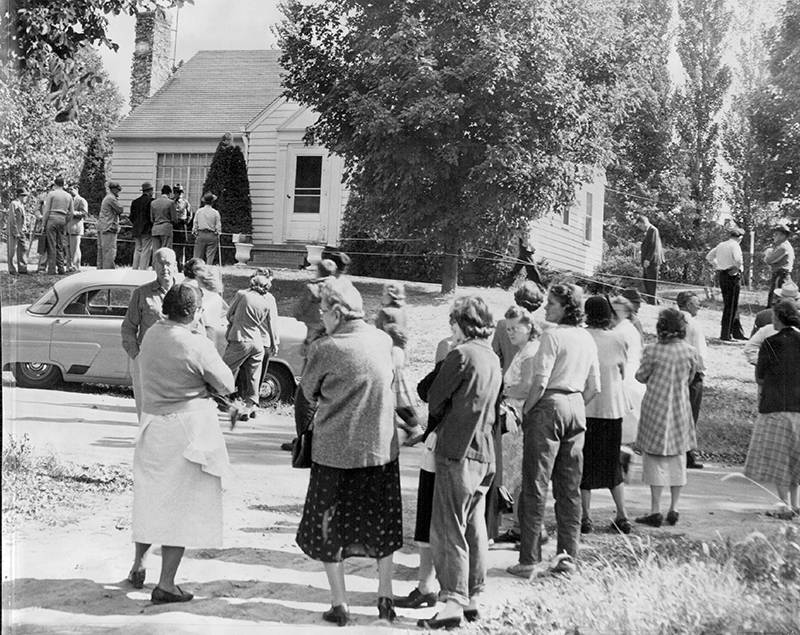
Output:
top-left (6, 179), bottom-right (222, 274)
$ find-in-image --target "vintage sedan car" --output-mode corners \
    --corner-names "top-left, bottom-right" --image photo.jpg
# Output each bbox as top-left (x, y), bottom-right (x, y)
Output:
top-left (1, 269), bottom-right (306, 404)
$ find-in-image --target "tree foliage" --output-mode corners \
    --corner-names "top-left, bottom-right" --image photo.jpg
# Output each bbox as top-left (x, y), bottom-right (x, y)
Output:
top-left (674, 0), bottom-right (733, 233)
top-left (202, 133), bottom-right (253, 264)
top-left (278, 0), bottom-right (637, 290)
top-left (2, 0), bottom-right (189, 119)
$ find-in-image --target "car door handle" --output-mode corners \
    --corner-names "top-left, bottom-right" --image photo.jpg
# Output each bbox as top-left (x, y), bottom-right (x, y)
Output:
top-left (53, 319), bottom-right (72, 325)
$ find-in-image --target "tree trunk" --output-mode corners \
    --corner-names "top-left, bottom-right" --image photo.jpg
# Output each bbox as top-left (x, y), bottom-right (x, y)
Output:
top-left (441, 237), bottom-right (459, 293)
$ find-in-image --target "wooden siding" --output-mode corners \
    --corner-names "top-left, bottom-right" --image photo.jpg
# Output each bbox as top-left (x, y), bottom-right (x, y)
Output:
top-left (529, 174), bottom-right (606, 276)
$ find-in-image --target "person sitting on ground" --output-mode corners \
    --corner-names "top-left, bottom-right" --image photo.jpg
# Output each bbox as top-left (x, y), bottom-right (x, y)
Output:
top-left (127, 283), bottom-right (235, 604)
top-left (581, 296), bottom-right (632, 535)
top-left (376, 281), bottom-right (426, 444)
top-left (744, 299), bottom-right (800, 519)
top-left (222, 273), bottom-right (275, 419)
top-left (634, 308), bottom-right (701, 529)
top-left (507, 283), bottom-right (600, 580)
top-left (296, 277), bottom-right (402, 626)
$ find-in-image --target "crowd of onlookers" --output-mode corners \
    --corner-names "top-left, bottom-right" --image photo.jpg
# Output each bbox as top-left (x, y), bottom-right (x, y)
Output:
top-left (117, 244), bottom-right (798, 627)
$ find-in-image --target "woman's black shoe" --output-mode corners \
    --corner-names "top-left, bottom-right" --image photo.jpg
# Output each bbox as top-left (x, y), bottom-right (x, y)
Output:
top-left (464, 608), bottom-right (479, 622)
top-left (378, 596), bottom-right (396, 622)
top-left (151, 585), bottom-right (193, 604)
top-left (417, 613), bottom-right (462, 630)
top-left (393, 587), bottom-right (438, 608)
top-left (322, 604), bottom-right (349, 627)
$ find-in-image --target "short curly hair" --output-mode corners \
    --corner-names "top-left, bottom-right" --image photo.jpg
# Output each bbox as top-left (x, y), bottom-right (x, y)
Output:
top-left (504, 304), bottom-right (539, 340)
top-left (183, 257), bottom-right (205, 279)
top-left (656, 307), bottom-right (686, 342)
top-left (162, 283), bottom-right (201, 320)
top-left (451, 295), bottom-right (494, 340)
top-left (383, 281), bottom-right (406, 307)
top-left (774, 299), bottom-right (800, 329)
top-left (320, 277), bottom-right (364, 321)
top-left (514, 281), bottom-right (544, 313)
top-left (249, 274), bottom-right (272, 294)
top-left (548, 283), bottom-right (584, 326)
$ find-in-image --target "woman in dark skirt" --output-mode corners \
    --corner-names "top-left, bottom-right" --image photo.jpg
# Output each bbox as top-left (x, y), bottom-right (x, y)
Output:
top-left (296, 277), bottom-right (402, 626)
top-left (581, 296), bottom-right (633, 534)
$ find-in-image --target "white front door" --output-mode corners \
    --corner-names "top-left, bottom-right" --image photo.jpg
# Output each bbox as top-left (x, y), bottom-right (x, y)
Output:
top-left (285, 151), bottom-right (328, 243)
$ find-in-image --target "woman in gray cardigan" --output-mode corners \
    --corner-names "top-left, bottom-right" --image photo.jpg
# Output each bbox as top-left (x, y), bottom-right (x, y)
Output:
top-left (296, 277), bottom-right (402, 626)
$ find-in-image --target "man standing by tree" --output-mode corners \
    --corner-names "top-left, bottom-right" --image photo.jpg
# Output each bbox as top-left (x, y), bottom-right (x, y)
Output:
top-left (97, 181), bottom-right (123, 269)
top-left (130, 182), bottom-right (154, 270)
top-left (706, 226), bottom-right (746, 341)
top-left (67, 183), bottom-right (86, 272)
top-left (7, 187), bottom-right (29, 275)
top-left (635, 215), bottom-right (664, 304)
top-left (42, 176), bottom-right (74, 275)
top-left (764, 222), bottom-right (795, 308)
top-left (150, 184), bottom-right (177, 252)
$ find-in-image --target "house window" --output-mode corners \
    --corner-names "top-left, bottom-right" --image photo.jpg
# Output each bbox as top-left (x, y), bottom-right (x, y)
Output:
top-left (584, 192), bottom-right (593, 241)
top-left (156, 153), bottom-right (215, 206)
top-left (562, 204), bottom-right (570, 225)
top-left (293, 155), bottom-right (323, 214)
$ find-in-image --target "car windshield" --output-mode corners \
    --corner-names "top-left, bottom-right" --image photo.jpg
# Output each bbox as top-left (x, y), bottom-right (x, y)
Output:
top-left (28, 288), bottom-right (59, 315)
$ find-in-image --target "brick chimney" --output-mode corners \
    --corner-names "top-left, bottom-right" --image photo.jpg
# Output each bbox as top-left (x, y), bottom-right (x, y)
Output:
top-left (130, 9), bottom-right (173, 111)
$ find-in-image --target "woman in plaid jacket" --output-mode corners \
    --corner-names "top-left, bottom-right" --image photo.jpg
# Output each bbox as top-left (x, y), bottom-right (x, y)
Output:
top-left (634, 308), bottom-right (701, 528)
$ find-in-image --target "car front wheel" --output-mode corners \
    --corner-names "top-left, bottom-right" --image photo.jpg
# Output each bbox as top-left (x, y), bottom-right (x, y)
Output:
top-left (259, 363), bottom-right (295, 405)
top-left (14, 362), bottom-right (63, 389)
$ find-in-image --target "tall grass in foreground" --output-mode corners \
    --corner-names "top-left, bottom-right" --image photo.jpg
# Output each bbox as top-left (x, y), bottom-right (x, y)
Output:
top-left (475, 531), bottom-right (800, 635)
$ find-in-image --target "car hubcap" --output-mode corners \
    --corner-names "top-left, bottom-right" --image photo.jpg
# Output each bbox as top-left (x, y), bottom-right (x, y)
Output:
top-left (20, 362), bottom-right (52, 379)
top-left (260, 377), bottom-right (280, 403)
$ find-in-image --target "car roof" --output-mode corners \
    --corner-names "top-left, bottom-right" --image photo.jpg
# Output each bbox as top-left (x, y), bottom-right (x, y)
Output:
top-left (52, 270), bottom-right (156, 296)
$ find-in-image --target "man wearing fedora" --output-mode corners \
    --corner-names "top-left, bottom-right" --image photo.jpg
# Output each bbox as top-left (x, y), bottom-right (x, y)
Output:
top-left (751, 279), bottom-right (799, 336)
top-left (97, 181), bottom-right (124, 269)
top-left (172, 183), bottom-right (193, 272)
top-left (7, 187), bottom-right (29, 275)
top-left (764, 221), bottom-right (795, 308)
top-left (130, 182), bottom-right (155, 270)
top-left (706, 226), bottom-right (747, 341)
top-left (192, 192), bottom-right (222, 264)
top-left (634, 215), bottom-right (664, 304)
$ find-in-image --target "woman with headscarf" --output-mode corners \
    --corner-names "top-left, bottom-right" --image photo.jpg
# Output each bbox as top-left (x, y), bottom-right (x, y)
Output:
top-left (126, 284), bottom-right (235, 603)
top-left (296, 277), bottom-right (402, 626)
top-left (744, 299), bottom-right (800, 519)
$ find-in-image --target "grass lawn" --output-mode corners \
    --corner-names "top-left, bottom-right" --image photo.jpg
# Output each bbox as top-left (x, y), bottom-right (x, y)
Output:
top-left (1, 264), bottom-right (763, 463)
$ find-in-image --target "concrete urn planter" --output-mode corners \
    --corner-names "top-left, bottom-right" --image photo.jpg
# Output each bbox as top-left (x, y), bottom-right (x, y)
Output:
top-left (233, 240), bottom-right (253, 266)
top-left (304, 244), bottom-right (325, 267)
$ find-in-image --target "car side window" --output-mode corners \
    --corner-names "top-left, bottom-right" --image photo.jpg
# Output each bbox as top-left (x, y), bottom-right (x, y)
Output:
top-left (63, 288), bottom-right (133, 317)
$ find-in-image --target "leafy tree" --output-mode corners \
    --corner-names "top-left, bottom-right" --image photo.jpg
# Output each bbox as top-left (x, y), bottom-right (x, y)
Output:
top-left (278, 0), bottom-right (636, 291)
top-left (202, 132), bottom-right (253, 264)
top-left (603, 0), bottom-right (692, 249)
top-left (2, 0), bottom-right (189, 119)
top-left (673, 0), bottom-right (733, 239)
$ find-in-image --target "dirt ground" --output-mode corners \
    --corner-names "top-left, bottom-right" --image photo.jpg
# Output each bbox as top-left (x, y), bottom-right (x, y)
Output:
top-left (2, 381), bottom-right (788, 635)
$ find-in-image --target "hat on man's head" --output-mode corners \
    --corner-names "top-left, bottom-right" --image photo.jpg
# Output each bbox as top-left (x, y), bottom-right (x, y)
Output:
top-left (16, 187), bottom-right (28, 196)
top-left (174, 183), bottom-right (184, 192)
top-left (773, 221), bottom-right (792, 235)
top-left (201, 191), bottom-right (217, 204)
top-left (141, 181), bottom-right (154, 191)
top-left (108, 181), bottom-right (121, 190)
top-left (621, 288), bottom-right (643, 305)
top-left (775, 281), bottom-right (799, 300)
top-left (728, 226), bottom-right (745, 237)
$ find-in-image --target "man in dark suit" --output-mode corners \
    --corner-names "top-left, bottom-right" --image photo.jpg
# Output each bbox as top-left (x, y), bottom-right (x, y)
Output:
top-left (635, 215), bottom-right (664, 305)
top-left (130, 182), bottom-right (154, 270)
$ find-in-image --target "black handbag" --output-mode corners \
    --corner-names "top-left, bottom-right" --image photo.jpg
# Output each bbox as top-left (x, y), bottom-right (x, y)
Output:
top-left (291, 425), bottom-right (313, 469)
top-left (497, 485), bottom-right (515, 514)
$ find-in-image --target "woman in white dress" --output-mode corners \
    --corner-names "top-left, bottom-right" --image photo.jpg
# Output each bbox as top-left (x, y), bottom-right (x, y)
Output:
top-left (127, 283), bottom-right (235, 604)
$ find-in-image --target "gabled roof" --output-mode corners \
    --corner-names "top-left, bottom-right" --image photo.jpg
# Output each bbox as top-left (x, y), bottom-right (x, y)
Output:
top-left (111, 50), bottom-right (285, 138)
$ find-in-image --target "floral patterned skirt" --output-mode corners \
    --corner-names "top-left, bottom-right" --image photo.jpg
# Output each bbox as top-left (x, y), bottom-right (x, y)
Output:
top-left (296, 459), bottom-right (403, 562)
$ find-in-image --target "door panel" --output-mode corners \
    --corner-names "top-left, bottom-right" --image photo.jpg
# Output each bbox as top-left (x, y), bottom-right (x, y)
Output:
top-left (286, 153), bottom-right (327, 242)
